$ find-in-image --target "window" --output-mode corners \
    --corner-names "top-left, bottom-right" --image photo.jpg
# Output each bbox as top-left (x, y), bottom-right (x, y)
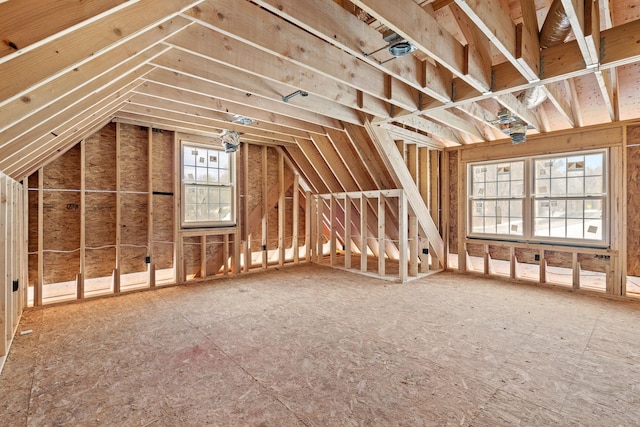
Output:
top-left (468, 150), bottom-right (607, 246)
top-left (469, 160), bottom-right (524, 236)
top-left (182, 142), bottom-right (235, 227)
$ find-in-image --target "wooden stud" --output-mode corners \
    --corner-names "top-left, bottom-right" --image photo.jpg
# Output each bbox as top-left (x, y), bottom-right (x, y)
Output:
top-left (305, 190), bottom-right (311, 263)
top-left (572, 252), bottom-right (580, 290)
top-left (147, 127), bottom-right (155, 287)
top-left (200, 235), bottom-right (207, 278)
top-left (0, 175), bottom-right (6, 356)
top-left (510, 247), bottom-right (516, 279)
top-left (278, 153), bottom-right (285, 266)
top-left (316, 195), bottom-right (323, 263)
top-left (409, 212), bottom-right (419, 278)
top-left (484, 244), bottom-right (490, 275)
top-left (457, 153), bottom-right (466, 273)
top-left (344, 196), bottom-right (352, 269)
top-left (398, 191), bottom-right (408, 282)
top-left (242, 142), bottom-right (250, 272)
top-left (114, 122), bottom-right (122, 294)
top-left (173, 132), bottom-right (182, 283)
top-left (361, 196), bottom-right (368, 272)
top-left (292, 175), bottom-right (300, 264)
top-left (223, 234), bottom-right (230, 275)
top-left (36, 168), bottom-right (43, 306)
top-left (539, 249), bottom-right (546, 284)
top-left (441, 151), bottom-right (449, 269)
top-left (378, 194), bottom-right (386, 276)
top-left (78, 140), bottom-right (86, 299)
top-left (330, 195), bottom-right (337, 267)
top-left (261, 146), bottom-right (268, 269)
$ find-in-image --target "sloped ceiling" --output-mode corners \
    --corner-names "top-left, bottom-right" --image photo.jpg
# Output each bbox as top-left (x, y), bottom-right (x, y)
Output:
top-left (1, 0), bottom-right (639, 181)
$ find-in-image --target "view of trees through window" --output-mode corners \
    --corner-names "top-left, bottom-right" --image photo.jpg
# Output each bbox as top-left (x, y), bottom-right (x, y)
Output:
top-left (469, 151), bottom-right (606, 244)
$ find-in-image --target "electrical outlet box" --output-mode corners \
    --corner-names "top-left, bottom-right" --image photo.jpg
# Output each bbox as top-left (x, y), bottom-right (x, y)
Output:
top-left (534, 254), bottom-right (540, 261)
top-left (12, 279), bottom-right (19, 292)
top-left (145, 256), bottom-right (151, 264)
top-left (262, 245), bottom-right (267, 251)
top-left (422, 248), bottom-right (429, 255)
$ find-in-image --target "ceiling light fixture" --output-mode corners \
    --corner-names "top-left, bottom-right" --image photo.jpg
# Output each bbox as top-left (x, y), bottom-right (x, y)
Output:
top-left (220, 130), bottom-right (240, 153)
top-left (232, 115), bottom-right (253, 125)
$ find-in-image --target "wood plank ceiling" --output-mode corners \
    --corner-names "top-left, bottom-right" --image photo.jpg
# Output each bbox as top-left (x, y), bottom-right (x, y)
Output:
top-left (1, 0), bottom-right (639, 181)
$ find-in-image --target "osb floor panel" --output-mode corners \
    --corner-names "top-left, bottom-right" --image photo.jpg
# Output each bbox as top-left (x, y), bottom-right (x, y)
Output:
top-left (2, 265), bottom-right (640, 426)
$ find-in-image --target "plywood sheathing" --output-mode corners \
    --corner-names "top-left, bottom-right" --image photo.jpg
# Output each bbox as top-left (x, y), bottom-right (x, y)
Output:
top-left (626, 125), bottom-right (640, 275)
top-left (151, 129), bottom-right (175, 270)
top-left (27, 174), bottom-right (38, 287)
top-left (42, 145), bottom-right (82, 285)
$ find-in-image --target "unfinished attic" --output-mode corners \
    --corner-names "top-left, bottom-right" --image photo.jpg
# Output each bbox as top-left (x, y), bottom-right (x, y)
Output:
top-left (2, 0), bottom-right (640, 424)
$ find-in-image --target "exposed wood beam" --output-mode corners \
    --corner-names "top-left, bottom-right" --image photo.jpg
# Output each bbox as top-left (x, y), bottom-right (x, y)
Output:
top-left (143, 68), bottom-right (342, 131)
top-left (516, 0), bottom-right (541, 80)
top-left (128, 90), bottom-right (313, 140)
top-left (566, 78), bottom-right (584, 127)
top-left (252, 0), bottom-right (451, 104)
top-left (0, 73), bottom-right (148, 169)
top-left (119, 103), bottom-right (298, 144)
top-left (0, 0), bottom-right (126, 59)
top-left (151, 47), bottom-right (363, 125)
top-left (0, 0), bottom-right (201, 106)
top-left (423, 109), bottom-right (484, 142)
top-left (184, 0), bottom-right (420, 113)
top-left (0, 17), bottom-right (188, 132)
top-left (1, 58), bottom-right (160, 148)
top-left (494, 93), bottom-right (542, 130)
top-left (379, 123), bottom-right (447, 150)
top-left (168, 27), bottom-right (399, 118)
top-left (364, 120), bottom-right (445, 266)
top-left (393, 115), bottom-right (461, 145)
top-left (560, 0), bottom-right (593, 65)
top-left (350, 0), bottom-right (491, 93)
top-left (541, 82), bottom-right (575, 127)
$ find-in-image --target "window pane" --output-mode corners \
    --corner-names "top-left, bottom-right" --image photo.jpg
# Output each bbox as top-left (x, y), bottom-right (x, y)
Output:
top-left (535, 178), bottom-right (550, 195)
top-left (183, 147), bottom-right (197, 166)
top-left (550, 178), bottom-right (566, 196)
top-left (471, 216), bottom-right (484, 233)
top-left (485, 182), bottom-right (497, 198)
top-left (567, 177), bottom-right (584, 195)
top-left (185, 186), bottom-right (197, 204)
top-left (208, 168), bottom-right (219, 184)
top-left (497, 181), bottom-right (510, 197)
top-left (567, 217), bottom-right (584, 239)
top-left (220, 187), bottom-right (232, 204)
top-left (550, 218), bottom-right (566, 237)
top-left (550, 200), bottom-right (566, 218)
top-left (585, 176), bottom-right (603, 194)
top-left (585, 220), bottom-right (602, 240)
top-left (184, 204), bottom-right (197, 222)
top-left (550, 158), bottom-right (566, 177)
top-left (566, 200), bottom-right (584, 218)
top-left (511, 161), bottom-right (524, 180)
top-left (535, 218), bottom-right (550, 237)
top-left (184, 166), bottom-right (196, 183)
top-left (196, 167), bottom-right (208, 184)
top-left (472, 183), bottom-right (486, 197)
top-left (219, 169), bottom-right (231, 184)
top-left (218, 151), bottom-right (229, 169)
top-left (485, 164), bottom-right (497, 181)
top-left (585, 153), bottom-right (603, 175)
top-left (207, 150), bottom-right (219, 167)
top-left (567, 156), bottom-right (585, 176)
top-left (511, 180), bottom-right (524, 197)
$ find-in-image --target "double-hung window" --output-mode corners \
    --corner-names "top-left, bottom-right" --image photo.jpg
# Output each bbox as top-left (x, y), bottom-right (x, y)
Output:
top-left (181, 142), bottom-right (235, 227)
top-left (469, 160), bottom-right (525, 236)
top-left (468, 150), bottom-right (607, 246)
top-left (532, 152), bottom-right (605, 241)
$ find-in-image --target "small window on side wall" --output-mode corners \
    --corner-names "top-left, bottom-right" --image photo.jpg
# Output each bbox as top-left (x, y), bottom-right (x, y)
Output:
top-left (181, 142), bottom-right (235, 228)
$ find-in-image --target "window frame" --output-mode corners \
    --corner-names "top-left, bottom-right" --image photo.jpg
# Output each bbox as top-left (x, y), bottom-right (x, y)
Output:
top-left (467, 149), bottom-right (609, 248)
top-left (180, 140), bottom-right (236, 228)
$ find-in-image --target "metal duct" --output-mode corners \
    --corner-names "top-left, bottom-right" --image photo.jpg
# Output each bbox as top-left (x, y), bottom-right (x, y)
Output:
top-left (518, 0), bottom-right (572, 109)
top-left (539, 0), bottom-right (572, 49)
top-left (518, 84), bottom-right (548, 108)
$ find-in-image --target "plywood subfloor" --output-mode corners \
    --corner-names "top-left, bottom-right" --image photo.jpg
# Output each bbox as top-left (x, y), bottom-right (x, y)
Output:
top-left (2, 265), bottom-right (640, 426)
